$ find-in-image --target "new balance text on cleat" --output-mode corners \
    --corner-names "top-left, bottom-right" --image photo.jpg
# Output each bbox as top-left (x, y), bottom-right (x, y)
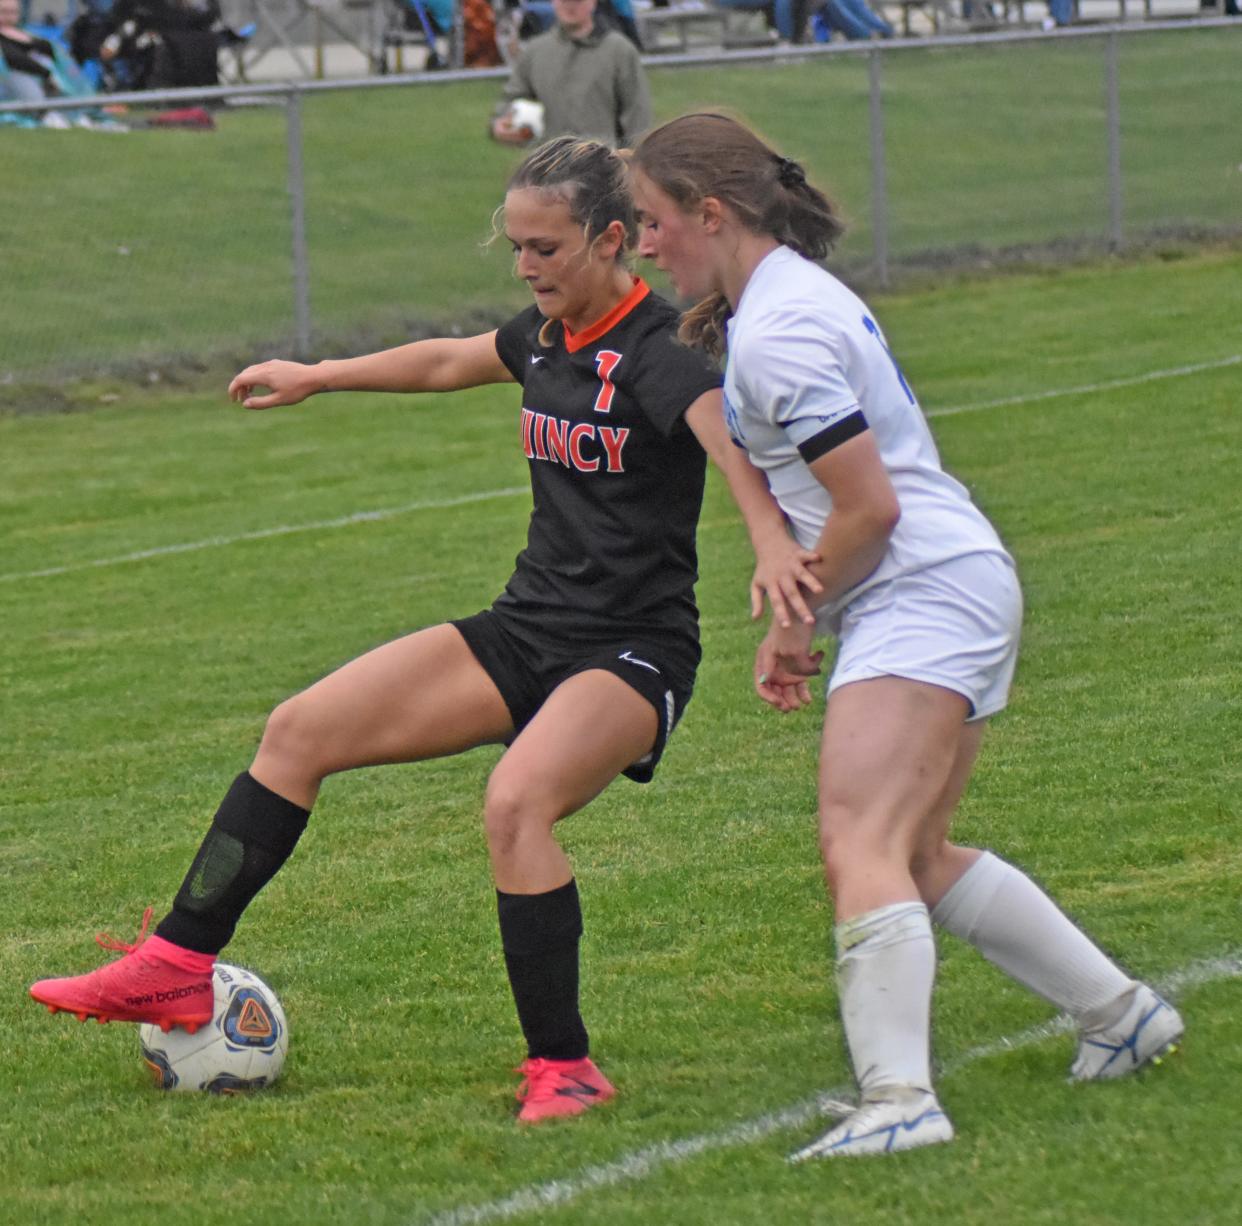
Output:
top-left (789, 1087), bottom-right (954, 1160)
top-left (514, 1056), bottom-right (616, 1123)
top-left (1071, 983), bottom-right (1184, 1082)
top-left (29, 908), bottom-right (214, 1034)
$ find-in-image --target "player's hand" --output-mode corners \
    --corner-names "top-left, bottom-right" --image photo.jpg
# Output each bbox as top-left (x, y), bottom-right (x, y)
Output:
top-left (754, 622), bottom-right (823, 713)
top-left (228, 360), bottom-right (324, 410)
top-left (749, 531), bottom-right (822, 628)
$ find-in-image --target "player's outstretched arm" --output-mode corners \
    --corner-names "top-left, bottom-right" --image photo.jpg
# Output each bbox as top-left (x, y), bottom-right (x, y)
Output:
top-left (228, 331), bottom-right (515, 410)
top-left (684, 391), bottom-right (822, 629)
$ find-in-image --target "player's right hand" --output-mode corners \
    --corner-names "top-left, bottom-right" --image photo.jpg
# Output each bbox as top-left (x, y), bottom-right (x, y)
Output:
top-left (754, 623), bottom-right (822, 713)
top-left (228, 360), bottom-right (324, 409)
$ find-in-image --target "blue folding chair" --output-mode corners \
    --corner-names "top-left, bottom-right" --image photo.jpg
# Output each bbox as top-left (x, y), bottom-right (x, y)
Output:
top-left (383, 0), bottom-right (453, 71)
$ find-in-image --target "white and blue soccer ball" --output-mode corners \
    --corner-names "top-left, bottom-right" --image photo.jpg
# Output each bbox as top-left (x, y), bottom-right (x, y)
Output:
top-left (139, 963), bottom-right (288, 1094)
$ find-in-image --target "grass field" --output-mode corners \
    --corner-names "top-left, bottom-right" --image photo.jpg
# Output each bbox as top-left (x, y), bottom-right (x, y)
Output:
top-left (2, 25), bottom-right (1239, 382)
top-left (2, 244), bottom-right (1240, 1224)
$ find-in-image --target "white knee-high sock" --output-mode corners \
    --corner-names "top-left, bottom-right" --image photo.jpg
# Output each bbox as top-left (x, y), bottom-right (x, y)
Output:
top-left (835, 901), bottom-right (937, 1099)
top-left (931, 851), bottom-right (1134, 1023)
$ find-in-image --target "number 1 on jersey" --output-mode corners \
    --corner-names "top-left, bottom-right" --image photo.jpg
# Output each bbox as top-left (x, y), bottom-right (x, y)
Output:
top-left (593, 350), bottom-right (622, 414)
top-left (862, 316), bottom-right (915, 405)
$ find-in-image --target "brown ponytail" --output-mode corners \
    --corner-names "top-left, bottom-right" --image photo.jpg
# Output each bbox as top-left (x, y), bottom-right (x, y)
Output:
top-left (677, 293), bottom-right (732, 363)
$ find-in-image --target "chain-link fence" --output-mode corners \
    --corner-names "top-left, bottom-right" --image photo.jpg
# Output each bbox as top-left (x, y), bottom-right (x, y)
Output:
top-left (2, 20), bottom-right (1238, 389)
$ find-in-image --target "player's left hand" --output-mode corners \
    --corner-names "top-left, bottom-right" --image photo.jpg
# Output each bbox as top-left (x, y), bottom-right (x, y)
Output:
top-left (749, 535), bottom-right (822, 629)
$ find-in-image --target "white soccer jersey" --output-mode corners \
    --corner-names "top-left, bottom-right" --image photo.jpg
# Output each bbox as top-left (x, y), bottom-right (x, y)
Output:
top-left (723, 246), bottom-right (1011, 622)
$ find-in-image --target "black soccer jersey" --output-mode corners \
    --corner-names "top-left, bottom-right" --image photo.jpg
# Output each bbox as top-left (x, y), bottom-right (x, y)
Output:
top-left (491, 279), bottom-right (722, 675)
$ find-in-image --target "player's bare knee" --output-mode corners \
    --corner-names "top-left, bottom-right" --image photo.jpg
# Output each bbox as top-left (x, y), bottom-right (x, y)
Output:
top-left (819, 805), bottom-right (909, 883)
top-left (819, 819), bottom-right (862, 890)
top-left (821, 838), bottom-right (877, 898)
top-left (256, 695), bottom-right (327, 775)
top-left (482, 775), bottom-right (551, 859)
top-left (817, 800), bottom-right (869, 862)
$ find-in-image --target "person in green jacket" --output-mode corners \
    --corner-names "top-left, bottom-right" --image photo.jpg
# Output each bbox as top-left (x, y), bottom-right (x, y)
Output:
top-left (491, 0), bottom-right (651, 148)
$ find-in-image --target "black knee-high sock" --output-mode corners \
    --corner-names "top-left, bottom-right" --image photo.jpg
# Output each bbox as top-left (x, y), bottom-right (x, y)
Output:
top-left (497, 879), bottom-right (589, 1061)
top-left (155, 771), bottom-right (310, 955)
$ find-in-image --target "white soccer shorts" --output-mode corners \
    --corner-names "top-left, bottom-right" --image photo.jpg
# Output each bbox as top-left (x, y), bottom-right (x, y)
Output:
top-left (827, 551), bottom-right (1022, 721)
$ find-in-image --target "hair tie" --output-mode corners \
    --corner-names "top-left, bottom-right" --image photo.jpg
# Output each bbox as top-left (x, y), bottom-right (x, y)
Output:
top-left (775, 156), bottom-right (807, 189)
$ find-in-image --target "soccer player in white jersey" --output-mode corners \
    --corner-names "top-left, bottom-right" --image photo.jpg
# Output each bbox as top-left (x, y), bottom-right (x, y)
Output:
top-left (630, 113), bottom-right (1184, 1157)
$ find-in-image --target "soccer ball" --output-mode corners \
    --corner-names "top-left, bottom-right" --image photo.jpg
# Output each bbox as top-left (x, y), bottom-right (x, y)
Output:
top-left (139, 963), bottom-right (288, 1094)
top-left (506, 98), bottom-right (545, 144)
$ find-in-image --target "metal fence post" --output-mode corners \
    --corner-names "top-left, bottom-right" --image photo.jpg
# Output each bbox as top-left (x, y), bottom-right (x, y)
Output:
top-left (452, 2), bottom-right (466, 69)
top-left (868, 49), bottom-right (890, 290)
top-left (1105, 31), bottom-right (1124, 251)
top-left (286, 88), bottom-right (313, 359)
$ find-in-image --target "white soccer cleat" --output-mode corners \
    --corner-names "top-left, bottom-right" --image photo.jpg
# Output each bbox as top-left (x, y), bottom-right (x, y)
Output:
top-left (1071, 983), bottom-right (1184, 1081)
top-left (789, 1087), bottom-right (954, 1161)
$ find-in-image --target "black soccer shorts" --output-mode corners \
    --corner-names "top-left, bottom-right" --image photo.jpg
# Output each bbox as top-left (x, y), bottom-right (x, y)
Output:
top-left (451, 608), bottom-right (694, 784)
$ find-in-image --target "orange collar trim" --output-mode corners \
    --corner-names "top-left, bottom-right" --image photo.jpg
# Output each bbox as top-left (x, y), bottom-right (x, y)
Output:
top-left (562, 278), bottom-right (651, 353)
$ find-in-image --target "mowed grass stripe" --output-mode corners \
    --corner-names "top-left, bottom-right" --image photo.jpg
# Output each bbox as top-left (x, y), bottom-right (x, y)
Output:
top-left (929, 352), bottom-right (1242, 418)
top-left (2, 350), bottom-right (1236, 586)
top-left (0, 486), bottom-right (529, 584)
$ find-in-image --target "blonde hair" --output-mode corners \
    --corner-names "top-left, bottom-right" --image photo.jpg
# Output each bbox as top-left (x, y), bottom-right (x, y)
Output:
top-left (630, 113), bottom-right (845, 359)
top-left (502, 137), bottom-right (638, 346)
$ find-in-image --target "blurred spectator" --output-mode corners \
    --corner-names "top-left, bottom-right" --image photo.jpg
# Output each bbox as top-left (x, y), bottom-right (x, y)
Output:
top-left (491, 0), bottom-right (650, 147)
top-left (98, 0), bottom-right (239, 89)
top-left (599, 0), bottom-right (644, 47)
top-left (0, 0), bottom-right (65, 99)
top-left (715, 0), bottom-right (812, 44)
top-left (66, 0), bottom-right (114, 84)
top-left (512, 0), bottom-right (642, 45)
top-left (0, 0), bottom-right (113, 125)
top-left (962, 0), bottom-right (995, 21)
top-left (1040, 0), bottom-right (1073, 27)
top-left (461, 0), bottom-right (504, 65)
top-left (811, 0), bottom-right (893, 40)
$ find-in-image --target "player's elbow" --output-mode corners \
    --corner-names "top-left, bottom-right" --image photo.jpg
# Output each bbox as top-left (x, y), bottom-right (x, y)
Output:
top-left (875, 494), bottom-right (901, 540)
top-left (847, 491), bottom-right (900, 545)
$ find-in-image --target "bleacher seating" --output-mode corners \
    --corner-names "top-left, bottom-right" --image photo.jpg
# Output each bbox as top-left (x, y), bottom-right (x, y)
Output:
top-left (636, 2), bottom-right (774, 51)
top-left (637, 0), bottom-right (1230, 48)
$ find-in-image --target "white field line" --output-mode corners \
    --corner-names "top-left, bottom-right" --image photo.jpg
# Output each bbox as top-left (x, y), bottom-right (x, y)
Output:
top-left (0, 487), bottom-right (529, 585)
top-left (420, 951), bottom-right (1242, 1226)
top-left (4, 354), bottom-right (1237, 588)
top-left (927, 353), bottom-right (1242, 419)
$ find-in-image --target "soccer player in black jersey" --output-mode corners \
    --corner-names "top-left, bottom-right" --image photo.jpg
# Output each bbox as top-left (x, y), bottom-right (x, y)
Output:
top-left (30, 137), bottom-right (819, 1122)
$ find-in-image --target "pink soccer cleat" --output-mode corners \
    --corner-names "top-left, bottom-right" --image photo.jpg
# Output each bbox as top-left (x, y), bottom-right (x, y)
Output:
top-left (29, 908), bottom-right (214, 1034)
top-left (514, 1055), bottom-right (616, 1123)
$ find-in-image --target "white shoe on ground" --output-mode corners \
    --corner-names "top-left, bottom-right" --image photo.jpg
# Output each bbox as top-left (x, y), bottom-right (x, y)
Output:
top-left (789, 1087), bottom-right (954, 1160)
top-left (1071, 983), bottom-right (1184, 1081)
